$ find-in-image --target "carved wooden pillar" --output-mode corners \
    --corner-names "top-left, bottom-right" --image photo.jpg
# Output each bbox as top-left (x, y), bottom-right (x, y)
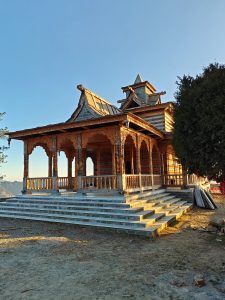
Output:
top-left (111, 144), bottom-right (116, 175)
top-left (52, 136), bottom-right (58, 193)
top-left (130, 145), bottom-right (134, 174)
top-left (136, 135), bottom-right (142, 189)
top-left (115, 127), bottom-right (125, 192)
top-left (136, 136), bottom-right (141, 174)
top-left (22, 140), bottom-right (29, 194)
top-left (96, 151), bottom-right (101, 176)
top-left (48, 155), bottom-right (53, 177)
top-left (67, 155), bottom-right (73, 189)
top-left (82, 149), bottom-right (87, 176)
top-left (148, 139), bottom-right (154, 188)
top-left (76, 133), bottom-right (83, 191)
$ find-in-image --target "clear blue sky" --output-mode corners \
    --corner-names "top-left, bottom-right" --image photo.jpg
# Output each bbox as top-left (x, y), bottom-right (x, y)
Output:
top-left (1, 0), bottom-right (225, 181)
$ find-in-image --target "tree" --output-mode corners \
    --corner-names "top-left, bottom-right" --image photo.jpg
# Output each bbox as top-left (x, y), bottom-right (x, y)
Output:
top-left (173, 63), bottom-right (225, 182)
top-left (0, 112), bottom-right (8, 179)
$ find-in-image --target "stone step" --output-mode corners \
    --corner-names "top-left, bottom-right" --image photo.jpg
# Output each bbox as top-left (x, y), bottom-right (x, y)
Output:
top-left (0, 205), bottom-right (154, 221)
top-left (125, 189), bottom-right (166, 200)
top-left (0, 212), bottom-right (160, 238)
top-left (151, 203), bottom-right (193, 234)
top-left (6, 199), bottom-right (130, 208)
top-left (126, 192), bottom-right (170, 203)
top-left (152, 198), bottom-right (182, 210)
top-left (0, 191), bottom-right (193, 238)
top-left (0, 210), bottom-right (160, 228)
top-left (15, 195), bottom-right (125, 203)
top-left (0, 202), bottom-right (141, 214)
top-left (130, 195), bottom-right (177, 208)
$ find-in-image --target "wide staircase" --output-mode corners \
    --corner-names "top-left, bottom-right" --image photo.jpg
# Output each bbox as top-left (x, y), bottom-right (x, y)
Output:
top-left (0, 189), bottom-right (192, 238)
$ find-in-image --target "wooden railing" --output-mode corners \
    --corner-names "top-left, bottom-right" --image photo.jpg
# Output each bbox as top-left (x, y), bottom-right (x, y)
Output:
top-left (187, 174), bottom-right (207, 186)
top-left (124, 174), bottom-right (162, 191)
top-left (125, 175), bottom-right (140, 189)
top-left (163, 174), bottom-right (183, 186)
top-left (80, 175), bottom-right (117, 190)
top-left (57, 177), bottom-right (75, 189)
top-left (26, 177), bottom-right (53, 190)
top-left (163, 173), bottom-right (208, 187)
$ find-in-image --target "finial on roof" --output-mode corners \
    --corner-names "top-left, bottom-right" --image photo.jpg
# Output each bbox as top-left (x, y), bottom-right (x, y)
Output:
top-left (134, 74), bottom-right (143, 84)
top-left (77, 84), bottom-right (85, 92)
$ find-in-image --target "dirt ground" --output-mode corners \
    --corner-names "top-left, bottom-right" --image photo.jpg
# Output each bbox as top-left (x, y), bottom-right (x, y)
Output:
top-left (0, 195), bottom-right (225, 300)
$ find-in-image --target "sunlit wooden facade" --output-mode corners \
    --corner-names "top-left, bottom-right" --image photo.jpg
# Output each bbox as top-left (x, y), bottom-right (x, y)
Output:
top-left (9, 75), bottom-right (195, 194)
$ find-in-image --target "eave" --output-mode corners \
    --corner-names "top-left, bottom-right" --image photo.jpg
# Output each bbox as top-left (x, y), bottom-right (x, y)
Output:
top-left (9, 112), bottom-right (165, 141)
top-left (124, 102), bottom-right (174, 114)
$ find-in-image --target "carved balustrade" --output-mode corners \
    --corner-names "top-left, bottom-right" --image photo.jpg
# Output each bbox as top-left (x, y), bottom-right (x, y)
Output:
top-left (80, 175), bottom-right (117, 190)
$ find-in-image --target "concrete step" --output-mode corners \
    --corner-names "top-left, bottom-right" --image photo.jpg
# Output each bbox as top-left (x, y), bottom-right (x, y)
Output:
top-left (15, 195), bottom-right (125, 203)
top-left (126, 192), bottom-right (170, 204)
top-left (0, 205), bottom-right (154, 221)
top-left (130, 195), bottom-right (177, 208)
top-left (0, 192), bottom-right (193, 238)
top-left (125, 189), bottom-right (166, 201)
top-left (0, 212), bottom-right (160, 238)
top-left (0, 202), bottom-right (141, 214)
top-left (6, 199), bottom-right (129, 208)
top-left (0, 209), bottom-right (160, 228)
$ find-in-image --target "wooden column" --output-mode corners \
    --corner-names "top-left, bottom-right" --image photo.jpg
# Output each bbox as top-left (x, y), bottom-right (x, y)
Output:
top-left (130, 145), bottom-right (134, 174)
top-left (96, 151), bottom-right (101, 175)
top-left (115, 128), bottom-right (124, 192)
top-left (148, 139), bottom-right (154, 188)
top-left (48, 155), bottom-right (53, 177)
top-left (136, 135), bottom-right (142, 189)
top-left (67, 155), bottom-right (73, 189)
top-left (82, 149), bottom-right (87, 176)
top-left (22, 140), bottom-right (29, 194)
top-left (52, 137), bottom-right (58, 193)
top-left (76, 134), bottom-right (84, 191)
top-left (111, 144), bottom-right (116, 175)
top-left (111, 144), bottom-right (116, 189)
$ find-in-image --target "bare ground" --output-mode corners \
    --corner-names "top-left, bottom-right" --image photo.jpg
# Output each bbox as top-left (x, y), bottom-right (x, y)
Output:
top-left (0, 195), bottom-right (225, 300)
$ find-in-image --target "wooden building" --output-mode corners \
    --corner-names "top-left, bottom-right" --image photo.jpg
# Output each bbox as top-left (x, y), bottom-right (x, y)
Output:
top-left (9, 75), bottom-right (196, 194)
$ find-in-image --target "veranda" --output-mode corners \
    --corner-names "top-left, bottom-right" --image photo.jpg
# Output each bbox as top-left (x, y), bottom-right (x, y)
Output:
top-left (12, 113), bottom-right (197, 195)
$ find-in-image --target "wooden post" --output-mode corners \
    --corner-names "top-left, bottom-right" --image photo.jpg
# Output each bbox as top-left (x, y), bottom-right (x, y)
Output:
top-left (111, 144), bottom-right (116, 189)
top-left (52, 137), bottom-right (58, 193)
top-left (96, 151), bottom-right (101, 176)
top-left (76, 134), bottom-right (84, 191)
top-left (115, 128), bottom-right (124, 192)
top-left (112, 144), bottom-right (116, 175)
top-left (48, 155), bottom-right (52, 177)
top-left (22, 140), bottom-right (30, 194)
top-left (130, 145), bottom-right (134, 174)
top-left (136, 135), bottom-right (142, 190)
top-left (148, 139), bottom-right (154, 189)
top-left (67, 155), bottom-right (73, 189)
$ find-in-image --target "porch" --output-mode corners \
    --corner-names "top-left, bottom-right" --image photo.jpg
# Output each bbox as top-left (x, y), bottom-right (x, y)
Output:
top-left (24, 173), bottom-right (204, 194)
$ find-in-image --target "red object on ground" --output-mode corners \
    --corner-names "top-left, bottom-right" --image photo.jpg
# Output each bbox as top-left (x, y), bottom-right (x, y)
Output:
top-left (220, 181), bottom-right (225, 195)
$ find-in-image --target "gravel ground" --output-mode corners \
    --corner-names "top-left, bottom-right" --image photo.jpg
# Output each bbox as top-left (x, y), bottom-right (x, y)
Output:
top-left (0, 195), bottom-right (225, 300)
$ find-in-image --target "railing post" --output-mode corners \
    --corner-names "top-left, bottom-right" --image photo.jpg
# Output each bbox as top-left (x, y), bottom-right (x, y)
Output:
top-left (22, 141), bottom-right (31, 194)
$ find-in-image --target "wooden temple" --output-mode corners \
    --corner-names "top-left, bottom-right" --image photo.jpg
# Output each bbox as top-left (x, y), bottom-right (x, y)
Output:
top-left (9, 75), bottom-right (197, 194)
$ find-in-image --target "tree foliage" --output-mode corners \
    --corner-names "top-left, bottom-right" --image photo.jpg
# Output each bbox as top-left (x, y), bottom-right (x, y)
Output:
top-left (173, 63), bottom-right (225, 181)
top-left (0, 113), bottom-right (8, 179)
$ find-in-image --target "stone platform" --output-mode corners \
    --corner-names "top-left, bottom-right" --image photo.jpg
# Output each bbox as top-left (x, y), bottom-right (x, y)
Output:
top-left (0, 189), bottom-right (192, 238)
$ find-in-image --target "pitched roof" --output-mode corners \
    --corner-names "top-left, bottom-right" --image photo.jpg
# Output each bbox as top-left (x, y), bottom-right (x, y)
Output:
top-left (67, 85), bottom-right (121, 122)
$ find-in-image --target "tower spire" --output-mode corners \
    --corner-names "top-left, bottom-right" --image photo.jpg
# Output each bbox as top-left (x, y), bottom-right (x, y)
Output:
top-left (134, 74), bottom-right (143, 84)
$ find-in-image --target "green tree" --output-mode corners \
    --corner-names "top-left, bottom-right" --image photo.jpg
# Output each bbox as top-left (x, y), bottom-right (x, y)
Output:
top-left (173, 63), bottom-right (225, 181)
top-left (0, 113), bottom-right (8, 179)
